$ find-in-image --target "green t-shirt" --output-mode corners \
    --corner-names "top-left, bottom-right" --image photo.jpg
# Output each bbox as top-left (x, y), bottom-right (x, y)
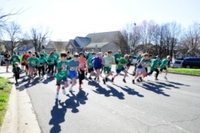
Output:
top-left (38, 57), bottom-right (46, 67)
top-left (114, 53), bottom-right (122, 62)
top-left (47, 56), bottom-right (56, 65)
top-left (11, 55), bottom-right (20, 65)
top-left (27, 57), bottom-right (39, 67)
top-left (87, 57), bottom-right (94, 68)
top-left (117, 57), bottom-right (128, 70)
top-left (104, 56), bottom-right (115, 68)
top-left (56, 60), bottom-right (69, 80)
top-left (136, 55), bottom-right (142, 61)
top-left (160, 59), bottom-right (168, 69)
top-left (146, 59), bottom-right (152, 66)
top-left (150, 59), bottom-right (160, 71)
top-left (54, 52), bottom-right (59, 60)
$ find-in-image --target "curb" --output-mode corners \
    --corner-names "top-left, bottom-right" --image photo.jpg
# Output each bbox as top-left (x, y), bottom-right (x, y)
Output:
top-left (0, 67), bottom-right (41, 133)
top-left (168, 72), bottom-right (200, 77)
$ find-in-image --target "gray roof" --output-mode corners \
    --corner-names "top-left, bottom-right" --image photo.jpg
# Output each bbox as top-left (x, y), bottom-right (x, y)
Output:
top-left (47, 41), bottom-right (68, 51)
top-left (75, 37), bottom-right (91, 48)
top-left (86, 31), bottom-right (119, 43)
top-left (86, 42), bottom-right (109, 48)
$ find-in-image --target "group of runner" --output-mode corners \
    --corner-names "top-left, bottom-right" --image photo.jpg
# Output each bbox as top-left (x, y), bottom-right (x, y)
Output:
top-left (2, 49), bottom-right (170, 99)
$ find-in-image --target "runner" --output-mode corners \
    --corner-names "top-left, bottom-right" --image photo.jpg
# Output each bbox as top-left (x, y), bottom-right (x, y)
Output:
top-left (68, 53), bottom-right (80, 92)
top-left (4, 51), bottom-right (11, 72)
top-left (66, 51), bottom-right (72, 61)
top-left (114, 50), bottom-right (122, 65)
top-left (160, 55), bottom-right (171, 80)
top-left (53, 50), bottom-right (60, 72)
top-left (38, 53), bottom-right (47, 78)
top-left (132, 53), bottom-right (148, 84)
top-left (12, 62), bottom-right (21, 84)
top-left (126, 55), bottom-right (132, 72)
top-left (27, 53), bottom-right (39, 81)
top-left (23, 51), bottom-right (31, 75)
top-left (11, 52), bottom-right (20, 68)
top-left (55, 52), bottom-right (69, 99)
top-left (87, 52), bottom-right (96, 80)
top-left (147, 55), bottom-right (161, 80)
top-left (133, 54), bottom-right (142, 76)
top-left (111, 54), bottom-right (129, 83)
top-left (78, 52), bottom-right (86, 89)
top-left (47, 51), bottom-right (56, 77)
top-left (102, 50), bottom-right (115, 84)
top-left (92, 52), bottom-right (104, 82)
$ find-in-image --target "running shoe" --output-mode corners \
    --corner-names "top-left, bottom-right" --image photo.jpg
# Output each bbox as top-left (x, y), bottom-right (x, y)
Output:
top-left (55, 94), bottom-right (59, 99)
top-left (137, 79), bottom-right (141, 82)
top-left (105, 77), bottom-right (108, 82)
top-left (69, 87), bottom-right (73, 92)
top-left (88, 77), bottom-right (92, 80)
top-left (103, 78), bottom-right (106, 84)
top-left (123, 78), bottom-right (126, 83)
top-left (62, 87), bottom-right (66, 95)
top-left (139, 77), bottom-right (143, 82)
top-left (132, 79), bottom-right (135, 84)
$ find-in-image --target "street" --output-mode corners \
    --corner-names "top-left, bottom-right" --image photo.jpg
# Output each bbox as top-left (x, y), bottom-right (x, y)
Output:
top-left (15, 67), bottom-right (200, 133)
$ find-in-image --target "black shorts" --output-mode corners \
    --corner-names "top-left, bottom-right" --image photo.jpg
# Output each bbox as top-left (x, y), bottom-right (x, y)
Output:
top-left (88, 68), bottom-right (94, 73)
top-left (56, 78), bottom-right (67, 86)
top-left (94, 67), bottom-right (101, 71)
top-left (145, 67), bottom-right (148, 72)
top-left (160, 67), bottom-right (167, 72)
top-left (25, 64), bottom-right (29, 69)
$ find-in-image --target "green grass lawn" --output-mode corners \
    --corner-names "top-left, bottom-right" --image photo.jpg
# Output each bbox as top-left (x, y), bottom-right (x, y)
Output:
top-left (168, 68), bottom-right (200, 76)
top-left (0, 77), bottom-right (12, 126)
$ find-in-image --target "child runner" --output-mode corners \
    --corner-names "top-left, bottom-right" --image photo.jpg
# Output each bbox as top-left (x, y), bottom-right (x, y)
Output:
top-left (68, 53), bottom-right (80, 92)
top-left (92, 52), bottom-right (104, 82)
top-left (111, 54), bottom-right (129, 83)
top-left (27, 53), bottom-right (39, 81)
top-left (147, 55), bottom-right (161, 80)
top-left (132, 53), bottom-right (148, 84)
top-left (55, 52), bottom-right (69, 99)
top-left (87, 52), bottom-right (96, 80)
top-left (23, 51), bottom-right (31, 75)
top-left (47, 51), bottom-right (56, 77)
top-left (12, 62), bottom-right (21, 84)
top-left (11, 52), bottom-right (20, 68)
top-left (78, 52), bottom-right (87, 89)
top-left (38, 54), bottom-right (47, 78)
top-left (160, 55), bottom-right (171, 80)
top-left (4, 51), bottom-right (11, 72)
top-left (102, 50), bottom-right (115, 84)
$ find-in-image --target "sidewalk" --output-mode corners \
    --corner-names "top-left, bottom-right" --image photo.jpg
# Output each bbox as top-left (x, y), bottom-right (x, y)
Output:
top-left (0, 66), bottom-right (41, 133)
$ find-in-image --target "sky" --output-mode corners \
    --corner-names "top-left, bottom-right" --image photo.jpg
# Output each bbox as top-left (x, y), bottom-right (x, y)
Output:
top-left (1, 0), bottom-right (200, 41)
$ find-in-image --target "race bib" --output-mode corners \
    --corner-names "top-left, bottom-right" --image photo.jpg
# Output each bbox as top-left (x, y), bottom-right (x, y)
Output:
top-left (79, 63), bottom-right (84, 67)
top-left (70, 67), bottom-right (76, 71)
top-left (31, 61), bottom-right (36, 66)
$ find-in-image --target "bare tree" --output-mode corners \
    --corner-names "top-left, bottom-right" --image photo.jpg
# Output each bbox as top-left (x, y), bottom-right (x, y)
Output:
top-left (4, 21), bottom-right (22, 54)
top-left (179, 22), bottom-right (200, 56)
top-left (0, 8), bottom-right (24, 39)
top-left (113, 31), bottom-right (130, 55)
top-left (28, 26), bottom-right (50, 52)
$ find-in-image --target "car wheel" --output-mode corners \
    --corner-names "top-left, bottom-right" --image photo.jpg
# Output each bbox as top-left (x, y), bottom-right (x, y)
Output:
top-left (186, 65), bottom-right (190, 68)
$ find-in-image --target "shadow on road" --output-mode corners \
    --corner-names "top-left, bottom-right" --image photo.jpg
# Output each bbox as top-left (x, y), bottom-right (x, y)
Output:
top-left (49, 90), bottom-right (88, 133)
top-left (141, 82), bottom-right (170, 97)
top-left (89, 81), bottom-right (125, 100)
top-left (114, 84), bottom-right (144, 97)
top-left (167, 81), bottom-right (190, 87)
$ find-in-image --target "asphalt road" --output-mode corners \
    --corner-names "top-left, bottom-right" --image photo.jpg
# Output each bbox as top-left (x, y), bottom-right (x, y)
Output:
top-left (17, 67), bottom-right (200, 133)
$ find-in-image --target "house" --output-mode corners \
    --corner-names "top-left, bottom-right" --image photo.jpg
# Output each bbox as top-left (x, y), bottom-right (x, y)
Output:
top-left (45, 41), bottom-right (68, 54)
top-left (14, 40), bottom-right (35, 54)
top-left (65, 37), bottom-right (91, 54)
top-left (85, 31), bottom-right (120, 53)
top-left (0, 40), bottom-right (12, 52)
